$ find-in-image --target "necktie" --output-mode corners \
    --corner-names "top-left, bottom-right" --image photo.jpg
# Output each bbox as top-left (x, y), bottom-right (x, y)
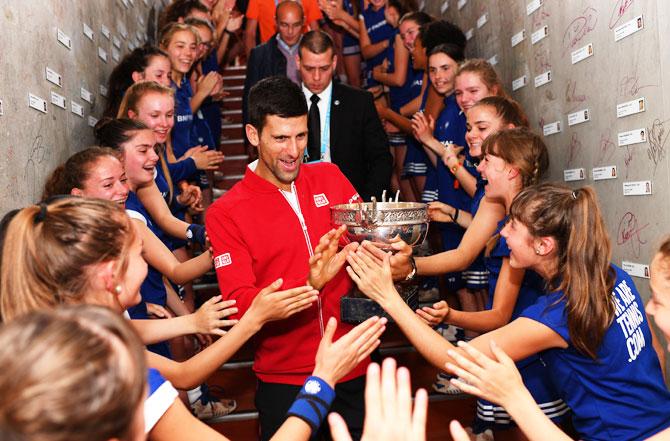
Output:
top-left (307, 94), bottom-right (321, 162)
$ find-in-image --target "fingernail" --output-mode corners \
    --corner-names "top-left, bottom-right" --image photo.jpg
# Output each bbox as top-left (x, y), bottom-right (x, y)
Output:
top-left (447, 349), bottom-right (456, 357)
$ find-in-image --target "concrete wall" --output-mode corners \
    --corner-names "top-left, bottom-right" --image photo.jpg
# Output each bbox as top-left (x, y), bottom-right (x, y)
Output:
top-left (0, 0), bottom-right (166, 211)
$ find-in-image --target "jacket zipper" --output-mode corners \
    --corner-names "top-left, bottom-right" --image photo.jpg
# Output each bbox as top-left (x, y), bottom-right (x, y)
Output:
top-left (279, 183), bottom-right (325, 336)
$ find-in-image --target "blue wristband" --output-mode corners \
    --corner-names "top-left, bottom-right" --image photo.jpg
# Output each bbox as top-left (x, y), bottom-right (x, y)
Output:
top-left (186, 224), bottom-right (207, 246)
top-left (286, 376), bottom-right (336, 433)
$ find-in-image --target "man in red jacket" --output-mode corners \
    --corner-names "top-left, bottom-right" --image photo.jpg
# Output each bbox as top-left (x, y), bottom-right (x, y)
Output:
top-left (206, 76), bottom-right (367, 440)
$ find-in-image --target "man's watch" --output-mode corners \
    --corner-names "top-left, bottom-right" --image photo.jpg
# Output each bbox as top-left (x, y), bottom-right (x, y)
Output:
top-left (405, 255), bottom-right (417, 281)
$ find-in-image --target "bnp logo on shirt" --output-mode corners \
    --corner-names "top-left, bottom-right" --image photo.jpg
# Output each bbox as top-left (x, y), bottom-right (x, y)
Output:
top-left (314, 194), bottom-right (329, 207)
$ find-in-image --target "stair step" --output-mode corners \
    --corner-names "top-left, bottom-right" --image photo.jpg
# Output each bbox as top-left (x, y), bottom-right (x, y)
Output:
top-left (208, 410), bottom-right (259, 424)
top-left (222, 109), bottom-right (242, 115)
top-left (224, 96), bottom-right (242, 102)
top-left (226, 85), bottom-right (244, 91)
top-left (222, 122), bottom-right (243, 129)
top-left (224, 154), bottom-right (249, 161)
top-left (223, 65), bottom-right (247, 71)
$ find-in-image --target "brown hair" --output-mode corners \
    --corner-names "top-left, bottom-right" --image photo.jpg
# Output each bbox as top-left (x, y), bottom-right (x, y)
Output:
top-left (0, 198), bottom-right (136, 321)
top-left (472, 96), bottom-right (529, 128)
top-left (509, 184), bottom-right (616, 359)
top-left (117, 81), bottom-right (176, 203)
top-left (0, 305), bottom-right (146, 441)
top-left (654, 237), bottom-right (670, 278)
top-left (481, 127), bottom-right (549, 188)
top-left (42, 147), bottom-right (121, 201)
top-left (456, 59), bottom-right (507, 98)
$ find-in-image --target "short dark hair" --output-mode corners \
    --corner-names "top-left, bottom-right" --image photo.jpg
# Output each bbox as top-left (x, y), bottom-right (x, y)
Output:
top-left (299, 30), bottom-right (334, 57)
top-left (428, 42), bottom-right (465, 63)
top-left (248, 77), bottom-right (307, 133)
top-left (420, 20), bottom-right (466, 55)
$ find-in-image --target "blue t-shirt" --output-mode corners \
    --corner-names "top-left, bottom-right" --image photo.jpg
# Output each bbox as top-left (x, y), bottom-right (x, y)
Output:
top-left (171, 77), bottom-right (195, 158)
top-left (342, 0), bottom-right (360, 50)
top-left (145, 368), bottom-right (178, 432)
top-left (386, 36), bottom-right (422, 112)
top-left (362, 4), bottom-right (394, 88)
top-left (522, 265), bottom-right (670, 440)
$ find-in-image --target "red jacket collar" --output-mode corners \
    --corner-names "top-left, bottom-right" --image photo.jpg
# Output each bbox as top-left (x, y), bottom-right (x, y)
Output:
top-left (241, 162), bottom-right (310, 194)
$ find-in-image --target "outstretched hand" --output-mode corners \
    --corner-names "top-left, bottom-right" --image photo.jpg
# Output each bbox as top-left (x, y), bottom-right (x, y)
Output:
top-left (192, 296), bottom-right (238, 336)
top-left (358, 240), bottom-right (413, 281)
top-left (309, 225), bottom-right (358, 290)
top-left (416, 300), bottom-right (449, 326)
top-left (313, 316), bottom-right (387, 387)
top-left (329, 358), bottom-right (428, 441)
top-left (445, 340), bottom-right (527, 409)
top-left (346, 249), bottom-right (399, 307)
top-left (411, 112), bottom-right (436, 146)
top-left (246, 278), bottom-right (319, 326)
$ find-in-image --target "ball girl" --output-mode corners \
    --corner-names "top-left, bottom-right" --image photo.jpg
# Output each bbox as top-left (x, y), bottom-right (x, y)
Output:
top-left (359, 0), bottom-right (395, 90)
top-left (348, 182), bottom-right (670, 440)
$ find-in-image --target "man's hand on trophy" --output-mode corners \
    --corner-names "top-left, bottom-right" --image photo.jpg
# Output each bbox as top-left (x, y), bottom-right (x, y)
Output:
top-left (309, 225), bottom-right (359, 290)
top-left (358, 239), bottom-right (414, 281)
top-left (345, 249), bottom-right (400, 307)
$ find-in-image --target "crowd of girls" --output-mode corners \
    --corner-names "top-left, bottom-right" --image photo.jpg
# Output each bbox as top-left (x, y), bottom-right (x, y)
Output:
top-left (3, 1), bottom-right (670, 440)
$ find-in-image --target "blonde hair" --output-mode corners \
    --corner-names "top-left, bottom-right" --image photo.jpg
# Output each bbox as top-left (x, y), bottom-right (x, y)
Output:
top-left (159, 22), bottom-right (201, 49)
top-left (509, 184), bottom-right (615, 359)
top-left (117, 81), bottom-right (176, 203)
top-left (0, 198), bottom-right (136, 321)
top-left (0, 305), bottom-right (146, 441)
top-left (456, 59), bottom-right (507, 98)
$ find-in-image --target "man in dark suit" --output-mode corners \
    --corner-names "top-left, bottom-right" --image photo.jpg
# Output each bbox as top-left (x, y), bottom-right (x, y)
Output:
top-left (297, 30), bottom-right (392, 202)
top-left (242, 0), bottom-right (304, 124)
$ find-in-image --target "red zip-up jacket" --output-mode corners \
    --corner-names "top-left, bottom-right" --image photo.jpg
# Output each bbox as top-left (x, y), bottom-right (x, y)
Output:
top-left (206, 162), bottom-right (367, 385)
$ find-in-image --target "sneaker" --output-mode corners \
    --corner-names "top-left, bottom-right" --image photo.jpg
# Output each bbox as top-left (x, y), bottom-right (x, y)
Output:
top-left (436, 324), bottom-right (462, 344)
top-left (432, 371), bottom-right (464, 395)
top-left (474, 429), bottom-right (494, 441)
top-left (191, 386), bottom-right (237, 421)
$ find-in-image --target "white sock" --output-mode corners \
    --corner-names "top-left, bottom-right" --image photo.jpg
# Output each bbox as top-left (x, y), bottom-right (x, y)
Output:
top-left (187, 386), bottom-right (203, 404)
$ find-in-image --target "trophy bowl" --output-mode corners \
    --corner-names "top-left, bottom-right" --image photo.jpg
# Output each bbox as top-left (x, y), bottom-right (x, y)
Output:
top-left (331, 201), bottom-right (429, 324)
top-left (330, 201), bottom-right (429, 248)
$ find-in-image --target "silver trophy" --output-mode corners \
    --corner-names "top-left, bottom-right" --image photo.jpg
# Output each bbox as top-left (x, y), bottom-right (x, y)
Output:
top-left (331, 192), bottom-right (429, 323)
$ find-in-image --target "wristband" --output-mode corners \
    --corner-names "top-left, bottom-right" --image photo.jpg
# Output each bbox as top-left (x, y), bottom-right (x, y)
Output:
top-left (286, 376), bottom-right (336, 433)
top-left (186, 224), bottom-right (207, 246)
top-left (449, 208), bottom-right (459, 223)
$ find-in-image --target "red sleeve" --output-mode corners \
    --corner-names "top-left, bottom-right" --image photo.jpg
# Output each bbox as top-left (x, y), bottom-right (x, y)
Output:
top-left (245, 0), bottom-right (259, 20)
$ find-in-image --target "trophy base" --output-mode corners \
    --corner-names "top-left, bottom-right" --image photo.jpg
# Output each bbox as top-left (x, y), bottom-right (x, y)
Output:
top-left (340, 283), bottom-right (418, 324)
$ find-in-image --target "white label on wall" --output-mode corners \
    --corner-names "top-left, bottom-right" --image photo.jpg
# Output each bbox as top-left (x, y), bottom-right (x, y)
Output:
top-left (440, 1), bottom-right (449, 13)
top-left (563, 168), bottom-right (585, 181)
top-left (617, 97), bottom-right (645, 118)
top-left (57, 28), bottom-right (72, 50)
top-left (623, 180), bottom-right (652, 196)
top-left (568, 109), bottom-right (590, 126)
top-left (112, 48), bottom-right (121, 62)
top-left (526, 0), bottom-right (542, 15)
top-left (511, 29), bottom-right (526, 47)
top-left (571, 43), bottom-right (593, 64)
top-left (138, 15), bottom-right (145, 26)
top-left (543, 121), bottom-right (561, 136)
top-left (50, 91), bottom-right (66, 109)
top-left (101, 25), bottom-right (111, 39)
top-left (531, 26), bottom-right (548, 45)
top-left (71, 100), bottom-right (84, 117)
top-left (622, 261), bottom-right (650, 279)
top-left (99, 84), bottom-right (109, 97)
top-left (45, 67), bottom-right (62, 87)
top-left (136, 31), bottom-right (144, 42)
top-left (534, 71), bottom-right (551, 88)
top-left (88, 115), bottom-right (99, 127)
top-left (118, 21), bottom-right (129, 39)
top-left (0, 100), bottom-right (4, 116)
top-left (592, 166), bottom-right (617, 180)
top-left (83, 23), bottom-right (95, 41)
top-left (113, 36), bottom-right (121, 49)
top-left (80, 87), bottom-right (93, 103)
top-left (418, 0), bottom-right (426, 11)
top-left (512, 75), bottom-right (527, 91)
top-left (477, 13), bottom-right (488, 29)
top-left (128, 41), bottom-right (136, 51)
top-left (28, 93), bottom-right (48, 113)
top-left (618, 128), bottom-right (647, 146)
top-left (143, 0), bottom-right (149, 5)
top-left (98, 47), bottom-right (108, 62)
top-left (457, 0), bottom-right (467, 9)
top-left (614, 15), bottom-right (644, 42)
top-left (121, 0), bottom-right (130, 8)
top-left (488, 54), bottom-right (499, 66)
top-left (465, 28), bottom-right (474, 40)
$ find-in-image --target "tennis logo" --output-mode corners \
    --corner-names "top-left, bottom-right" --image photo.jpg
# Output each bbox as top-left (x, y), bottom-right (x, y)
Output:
top-left (214, 253), bottom-right (232, 268)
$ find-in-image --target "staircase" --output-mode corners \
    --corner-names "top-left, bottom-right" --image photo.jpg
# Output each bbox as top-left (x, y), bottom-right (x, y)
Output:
top-left (195, 65), bottom-right (478, 440)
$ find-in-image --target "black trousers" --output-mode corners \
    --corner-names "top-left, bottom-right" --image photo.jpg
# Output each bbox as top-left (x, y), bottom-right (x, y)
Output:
top-left (255, 376), bottom-right (365, 441)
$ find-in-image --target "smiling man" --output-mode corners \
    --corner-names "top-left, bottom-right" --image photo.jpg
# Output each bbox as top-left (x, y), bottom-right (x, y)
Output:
top-left (297, 30), bottom-right (392, 202)
top-left (206, 76), bottom-right (367, 440)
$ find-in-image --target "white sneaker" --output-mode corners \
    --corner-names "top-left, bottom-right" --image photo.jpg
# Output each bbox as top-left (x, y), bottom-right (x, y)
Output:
top-left (432, 372), bottom-right (464, 395)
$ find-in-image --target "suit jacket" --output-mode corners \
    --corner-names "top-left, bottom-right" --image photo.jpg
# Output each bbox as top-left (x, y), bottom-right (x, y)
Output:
top-left (242, 34), bottom-right (287, 124)
top-left (327, 82), bottom-right (392, 202)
